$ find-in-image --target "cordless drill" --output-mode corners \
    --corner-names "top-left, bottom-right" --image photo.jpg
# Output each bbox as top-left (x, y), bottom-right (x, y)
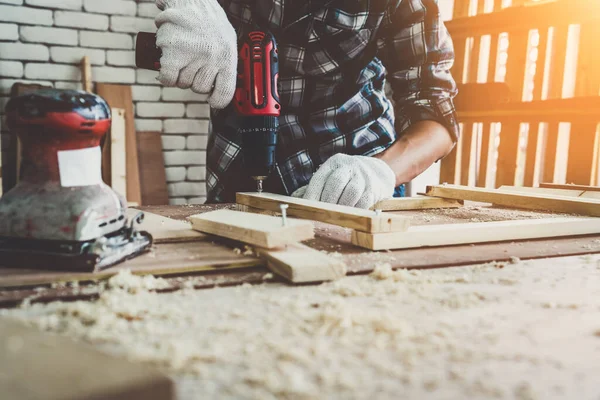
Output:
top-left (135, 30), bottom-right (280, 193)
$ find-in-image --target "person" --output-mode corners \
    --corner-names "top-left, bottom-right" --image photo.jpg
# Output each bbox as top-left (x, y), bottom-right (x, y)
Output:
top-left (154, 0), bottom-right (458, 209)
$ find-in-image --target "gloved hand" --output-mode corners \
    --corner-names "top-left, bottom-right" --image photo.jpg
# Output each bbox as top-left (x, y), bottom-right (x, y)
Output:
top-left (292, 154), bottom-right (396, 209)
top-left (155, 0), bottom-right (237, 109)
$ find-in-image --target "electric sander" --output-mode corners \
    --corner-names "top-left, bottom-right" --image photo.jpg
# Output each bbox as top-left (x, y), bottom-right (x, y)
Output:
top-left (0, 89), bottom-right (153, 271)
top-left (135, 29), bottom-right (280, 192)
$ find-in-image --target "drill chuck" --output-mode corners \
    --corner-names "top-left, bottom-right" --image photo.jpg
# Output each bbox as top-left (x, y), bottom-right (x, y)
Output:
top-left (240, 115), bottom-right (278, 180)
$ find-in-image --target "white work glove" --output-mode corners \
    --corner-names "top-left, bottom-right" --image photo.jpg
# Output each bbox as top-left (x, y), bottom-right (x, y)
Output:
top-left (155, 0), bottom-right (237, 109)
top-left (292, 154), bottom-right (396, 209)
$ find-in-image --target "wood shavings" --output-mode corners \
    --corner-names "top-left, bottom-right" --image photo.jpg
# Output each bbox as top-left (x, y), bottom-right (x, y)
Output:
top-left (107, 269), bottom-right (169, 293)
top-left (4, 254), bottom-right (600, 399)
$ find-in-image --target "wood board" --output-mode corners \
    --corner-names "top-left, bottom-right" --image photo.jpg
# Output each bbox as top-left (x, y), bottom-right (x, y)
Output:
top-left (0, 317), bottom-right (174, 400)
top-left (96, 84), bottom-right (142, 204)
top-left (236, 192), bottom-right (410, 233)
top-left (110, 108), bottom-right (127, 197)
top-left (129, 208), bottom-right (204, 243)
top-left (425, 184), bottom-right (600, 216)
top-left (137, 131), bottom-right (169, 206)
top-left (371, 195), bottom-right (463, 211)
top-left (352, 217), bottom-right (600, 251)
top-left (0, 240), bottom-right (261, 288)
top-left (540, 183), bottom-right (600, 192)
top-left (189, 209), bottom-right (314, 249)
top-left (255, 243), bottom-right (347, 283)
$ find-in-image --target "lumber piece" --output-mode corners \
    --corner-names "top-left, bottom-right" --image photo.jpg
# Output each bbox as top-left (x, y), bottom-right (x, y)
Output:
top-left (137, 131), bottom-right (169, 205)
top-left (352, 217), bottom-right (600, 251)
top-left (0, 240), bottom-right (260, 289)
top-left (128, 208), bottom-right (204, 243)
top-left (425, 184), bottom-right (600, 216)
top-left (189, 209), bottom-right (314, 249)
top-left (255, 243), bottom-right (347, 283)
top-left (0, 317), bottom-right (174, 400)
top-left (110, 108), bottom-right (127, 197)
top-left (96, 84), bottom-right (142, 204)
top-left (371, 195), bottom-right (463, 211)
top-left (498, 185), bottom-right (584, 197)
top-left (236, 192), bottom-right (410, 233)
top-left (80, 56), bottom-right (92, 93)
top-left (539, 183), bottom-right (600, 192)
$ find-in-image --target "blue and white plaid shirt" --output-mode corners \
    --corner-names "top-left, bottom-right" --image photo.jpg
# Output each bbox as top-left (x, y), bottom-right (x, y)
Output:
top-left (207, 0), bottom-right (459, 203)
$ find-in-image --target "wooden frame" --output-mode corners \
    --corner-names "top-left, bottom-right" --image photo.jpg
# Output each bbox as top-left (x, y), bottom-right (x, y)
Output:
top-left (442, 0), bottom-right (600, 188)
top-left (110, 107), bottom-right (127, 197)
top-left (236, 192), bottom-right (410, 233)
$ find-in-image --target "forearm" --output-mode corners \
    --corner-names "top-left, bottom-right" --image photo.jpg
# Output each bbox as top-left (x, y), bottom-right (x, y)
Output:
top-left (374, 120), bottom-right (454, 186)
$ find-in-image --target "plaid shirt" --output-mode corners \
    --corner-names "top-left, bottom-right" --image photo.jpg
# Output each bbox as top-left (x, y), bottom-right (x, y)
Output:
top-left (207, 0), bottom-right (458, 203)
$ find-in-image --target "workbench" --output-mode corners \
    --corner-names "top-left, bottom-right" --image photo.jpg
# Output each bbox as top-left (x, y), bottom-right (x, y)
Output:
top-left (1, 203), bottom-right (599, 307)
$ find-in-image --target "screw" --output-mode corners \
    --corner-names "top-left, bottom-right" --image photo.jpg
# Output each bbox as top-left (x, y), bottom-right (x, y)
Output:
top-left (280, 204), bottom-right (289, 226)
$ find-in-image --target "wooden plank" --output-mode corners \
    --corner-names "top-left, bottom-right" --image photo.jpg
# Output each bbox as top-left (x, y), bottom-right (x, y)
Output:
top-left (523, 122), bottom-right (542, 187)
top-left (236, 192), bottom-right (411, 233)
top-left (255, 243), bottom-right (346, 283)
top-left (128, 208), bottom-right (204, 243)
top-left (110, 108), bottom-right (127, 197)
top-left (80, 56), bottom-right (92, 93)
top-left (425, 184), bottom-right (600, 215)
top-left (0, 240), bottom-right (261, 289)
top-left (137, 132), bottom-right (169, 206)
top-left (498, 185), bottom-right (584, 197)
top-left (371, 195), bottom-right (463, 211)
top-left (352, 217), bottom-right (600, 251)
top-left (565, 123), bottom-right (599, 185)
top-left (580, 191), bottom-right (600, 201)
top-left (495, 28), bottom-right (529, 187)
top-left (460, 123), bottom-right (475, 185)
top-left (540, 183), bottom-right (600, 192)
top-left (96, 84), bottom-right (142, 204)
top-left (0, 317), bottom-right (174, 400)
top-left (189, 209), bottom-right (314, 249)
top-left (566, 22), bottom-right (600, 185)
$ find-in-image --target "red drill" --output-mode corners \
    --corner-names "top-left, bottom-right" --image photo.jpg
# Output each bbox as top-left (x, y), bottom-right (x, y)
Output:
top-left (135, 29), bottom-right (280, 193)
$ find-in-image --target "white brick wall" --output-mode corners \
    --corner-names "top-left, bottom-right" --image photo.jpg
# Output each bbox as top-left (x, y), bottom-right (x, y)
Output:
top-left (0, 1), bottom-right (211, 205)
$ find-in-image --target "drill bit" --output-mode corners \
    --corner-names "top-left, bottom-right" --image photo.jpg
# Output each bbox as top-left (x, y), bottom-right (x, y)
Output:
top-left (256, 178), bottom-right (263, 193)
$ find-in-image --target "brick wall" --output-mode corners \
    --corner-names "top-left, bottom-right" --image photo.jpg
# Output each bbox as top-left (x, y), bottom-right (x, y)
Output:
top-left (0, 0), bottom-right (209, 205)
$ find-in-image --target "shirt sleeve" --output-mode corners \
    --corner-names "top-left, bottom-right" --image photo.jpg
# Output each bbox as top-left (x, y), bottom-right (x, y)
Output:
top-left (377, 0), bottom-right (459, 142)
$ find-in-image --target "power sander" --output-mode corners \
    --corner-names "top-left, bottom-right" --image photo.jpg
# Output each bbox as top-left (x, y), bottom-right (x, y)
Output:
top-left (0, 89), bottom-right (153, 271)
top-left (135, 29), bottom-right (280, 192)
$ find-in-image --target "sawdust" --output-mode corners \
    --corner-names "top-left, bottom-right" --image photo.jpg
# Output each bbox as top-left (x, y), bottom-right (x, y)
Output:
top-left (3, 255), bottom-right (600, 399)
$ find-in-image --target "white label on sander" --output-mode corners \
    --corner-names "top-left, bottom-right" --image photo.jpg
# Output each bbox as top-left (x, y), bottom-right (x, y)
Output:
top-left (57, 146), bottom-right (103, 187)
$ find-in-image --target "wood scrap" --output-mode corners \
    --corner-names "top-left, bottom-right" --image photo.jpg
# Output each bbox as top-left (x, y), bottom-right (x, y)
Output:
top-left (352, 217), bottom-right (600, 251)
top-left (96, 84), bottom-right (142, 205)
top-left (236, 192), bottom-right (410, 233)
top-left (425, 184), bottom-right (600, 216)
top-left (371, 195), bottom-right (463, 211)
top-left (110, 108), bottom-right (127, 197)
top-left (128, 208), bottom-right (204, 243)
top-left (137, 131), bottom-right (169, 205)
top-left (540, 182), bottom-right (600, 192)
top-left (80, 56), bottom-right (92, 93)
top-left (255, 243), bottom-right (347, 283)
top-left (0, 317), bottom-right (174, 400)
top-left (498, 185), bottom-right (584, 197)
top-left (189, 209), bottom-right (314, 249)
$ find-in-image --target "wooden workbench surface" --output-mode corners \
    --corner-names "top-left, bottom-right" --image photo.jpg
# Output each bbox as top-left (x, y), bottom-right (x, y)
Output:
top-left (1, 203), bottom-right (599, 307)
